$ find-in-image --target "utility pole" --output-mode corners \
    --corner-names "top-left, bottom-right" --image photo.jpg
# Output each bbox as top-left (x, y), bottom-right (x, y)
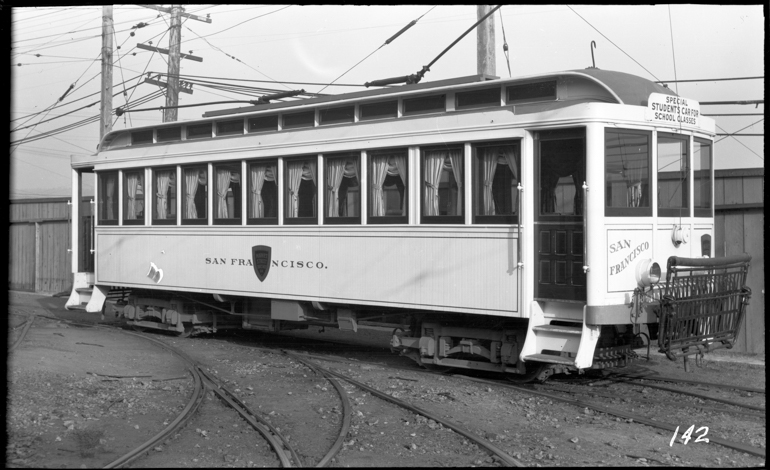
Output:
top-left (476, 5), bottom-right (496, 78)
top-left (100, 5), bottom-right (114, 140)
top-left (138, 5), bottom-right (210, 122)
top-left (164, 5), bottom-right (182, 122)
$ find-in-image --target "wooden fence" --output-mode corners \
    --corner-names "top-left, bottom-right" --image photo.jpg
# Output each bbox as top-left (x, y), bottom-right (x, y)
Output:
top-left (714, 168), bottom-right (764, 354)
top-left (8, 197), bottom-right (93, 295)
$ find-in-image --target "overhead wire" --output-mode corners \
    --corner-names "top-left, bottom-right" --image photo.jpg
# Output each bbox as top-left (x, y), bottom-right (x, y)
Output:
top-left (316, 5), bottom-right (438, 94)
top-left (566, 5), bottom-right (660, 82)
top-left (499, 7), bottom-right (511, 78)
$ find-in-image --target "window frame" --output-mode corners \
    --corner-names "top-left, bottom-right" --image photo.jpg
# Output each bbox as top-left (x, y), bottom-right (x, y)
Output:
top-left (151, 166), bottom-right (178, 225)
top-left (693, 137), bottom-right (713, 218)
top-left (657, 132), bottom-right (690, 217)
top-left (96, 170), bottom-right (119, 226)
top-left (212, 161), bottom-right (243, 226)
top-left (323, 153), bottom-right (361, 225)
top-left (122, 169), bottom-right (145, 225)
top-left (420, 144), bottom-right (465, 224)
top-left (367, 148), bottom-right (409, 225)
top-left (472, 140), bottom-right (521, 224)
top-left (181, 165), bottom-right (209, 226)
top-left (604, 128), bottom-right (653, 217)
top-left (283, 156), bottom-right (318, 225)
top-left (246, 159), bottom-right (279, 225)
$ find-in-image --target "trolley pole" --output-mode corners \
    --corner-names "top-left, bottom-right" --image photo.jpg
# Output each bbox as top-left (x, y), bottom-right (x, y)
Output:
top-left (476, 5), bottom-right (496, 77)
top-left (164, 5), bottom-right (182, 123)
top-left (100, 5), bottom-right (114, 140)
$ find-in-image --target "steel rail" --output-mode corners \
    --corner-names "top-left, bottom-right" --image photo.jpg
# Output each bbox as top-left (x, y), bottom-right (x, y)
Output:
top-left (298, 357), bottom-right (525, 467)
top-left (103, 331), bottom-right (208, 469)
top-left (603, 377), bottom-right (765, 412)
top-left (196, 366), bottom-right (296, 467)
top-left (539, 383), bottom-right (765, 419)
top-left (609, 372), bottom-right (766, 394)
top-left (455, 374), bottom-right (766, 459)
top-left (9, 317), bottom-right (34, 352)
top-left (282, 350), bottom-right (353, 467)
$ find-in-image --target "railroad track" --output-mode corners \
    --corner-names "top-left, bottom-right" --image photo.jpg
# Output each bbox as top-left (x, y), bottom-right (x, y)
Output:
top-left (8, 310), bottom-right (766, 467)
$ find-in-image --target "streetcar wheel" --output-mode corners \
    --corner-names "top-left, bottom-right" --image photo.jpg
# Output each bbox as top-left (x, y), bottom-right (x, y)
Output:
top-left (177, 325), bottom-right (194, 338)
top-left (507, 363), bottom-right (548, 384)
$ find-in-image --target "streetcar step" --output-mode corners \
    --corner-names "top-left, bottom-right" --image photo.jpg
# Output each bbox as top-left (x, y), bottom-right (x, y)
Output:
top-left (532, 324), bottom-right (582, 335)
top-left (521, 353), bottom-right (576, 365)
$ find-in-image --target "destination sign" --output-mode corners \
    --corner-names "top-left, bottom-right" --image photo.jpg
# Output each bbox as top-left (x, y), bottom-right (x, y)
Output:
top-left (645, 92), bottom-right (700, 129)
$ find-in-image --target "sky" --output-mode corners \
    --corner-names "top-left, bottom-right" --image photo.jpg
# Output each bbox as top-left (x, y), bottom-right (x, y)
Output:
top-left (9, 4), bottom-right (765, 200)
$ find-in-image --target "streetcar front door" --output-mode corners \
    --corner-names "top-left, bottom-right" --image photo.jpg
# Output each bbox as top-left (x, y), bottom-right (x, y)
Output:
top-left (534, 129), bottom-right (587, 302)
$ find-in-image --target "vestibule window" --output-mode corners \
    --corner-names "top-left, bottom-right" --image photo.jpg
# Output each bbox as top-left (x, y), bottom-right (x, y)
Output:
top-left (658, 133), bottom-right (689, 217)
top-left (422, 146), bottom-right (464, 223)
top-left (182, 166), bottom-right (207, 224)
top-left (605, 129), bottom-right (651, 216)
top-left (247, 161), bottom-right (278, 224)
top-left (693, 138), bottom-right (712, 217)
top-left (97, 171), bottom-right (118, 225)
top-left (325, 154), bottom-right (360, 224)
top-left (369, 149), bottom-right (408, 224)
top-left (152, 167), bottom-right (177, 225)
top-left (123, 170), bottom-right (144, 225)
top-left (285, 157), bottom-right (317, 224)
top-left (474, 142), bottom-right (520, 224)
top-left (214, 163), bottom-right (241, 225)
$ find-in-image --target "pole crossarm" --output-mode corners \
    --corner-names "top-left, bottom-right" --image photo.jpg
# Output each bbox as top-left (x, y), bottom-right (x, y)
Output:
top-left (136, 43), bottom-right (203, 62)
top-left (138, 4), bottom-right (212, 23)
top-left (144, 76), bottom-right (194, 94)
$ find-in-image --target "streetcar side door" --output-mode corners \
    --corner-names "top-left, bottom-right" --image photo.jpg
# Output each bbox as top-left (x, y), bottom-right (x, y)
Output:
top-left (533, 128), bottom-right (587, 302)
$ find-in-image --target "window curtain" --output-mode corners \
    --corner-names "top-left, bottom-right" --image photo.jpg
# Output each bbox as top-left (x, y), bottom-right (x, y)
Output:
top-left (448, 149), bottom-right (463, 215)
top-left (287, 161), bottom-right (304, 218)
top-left (155, 170), bottom-right (172, 219)
top-left (185, 169), bottom-right (200, 219)
top-left (424, 151), bottom-right (445, 216)
top-left (216, 168), bottom-right (231, 218)
top-left (391, 154), bottom-right (407, 215)
top-left (481, 148), bottom-right (499, 215)
top-left (249, 164), bottom-right (275, 218)
top-left (326, 159), bottom-right (346, 217)
top-left (371, 155), bottom-right (389, 217)
top-left (126, 173), bottom-right (139, 219)
top-left (105, 174), bottom-right (116, 219)
top-left (501, 145), bottom-right (519, 214)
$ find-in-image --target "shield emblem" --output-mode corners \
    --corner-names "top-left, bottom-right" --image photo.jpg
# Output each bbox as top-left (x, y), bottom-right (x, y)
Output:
top-left (252, 245), bottom-right (272, 282)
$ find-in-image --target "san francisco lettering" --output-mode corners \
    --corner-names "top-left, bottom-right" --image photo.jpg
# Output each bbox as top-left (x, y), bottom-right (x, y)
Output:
top-left (205, 257), bottom-right (327, 269)
top-left (609, 241), bottom-right (650, 276)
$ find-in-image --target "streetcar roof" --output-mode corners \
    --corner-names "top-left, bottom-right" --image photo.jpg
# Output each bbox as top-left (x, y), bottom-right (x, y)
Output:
top-left (97, 68), bottom-right (683, 153)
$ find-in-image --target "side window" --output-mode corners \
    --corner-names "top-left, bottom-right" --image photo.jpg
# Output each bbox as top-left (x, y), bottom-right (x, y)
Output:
top-left (214, 162), bottom-right (241, 224)
top-left (152, 167), bottom-right (177, 224)
top-left (369, 149), bottom-right (408, 224)
top-left (474, 142), bottom-right (520, 224)
top-left (422, 146), bottom-right (464, 223)
top-left (182, 166), bottom-right (208, 224)
top-left (693, 139), bottom-right (712, 217)
top-left (247, 160), bottom-right (278, 224)
top-left (97, 171), bottom-right (118, 225)
top-left (605, 129), bottom-right (651, 216)
top-left (658, 133), bottom-right (689, 216)
top-left (285, 157), bottom-right (317, 224)
top-left (123, 170), bottom-right (144, 224)
top-left (325, 154), bottom-right (360, 224)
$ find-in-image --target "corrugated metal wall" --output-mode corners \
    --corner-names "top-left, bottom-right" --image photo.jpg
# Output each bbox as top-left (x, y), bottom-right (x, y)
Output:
top-left (8, 197), bottom-right (93, 295)
top-left (714, 169), bottom-right (764, 354)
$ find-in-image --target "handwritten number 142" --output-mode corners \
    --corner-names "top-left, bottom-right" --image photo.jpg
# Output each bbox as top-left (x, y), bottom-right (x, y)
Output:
top-left (670, 425), bottom-right (710, 446)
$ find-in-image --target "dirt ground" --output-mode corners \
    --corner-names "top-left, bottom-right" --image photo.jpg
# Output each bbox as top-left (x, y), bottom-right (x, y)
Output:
top-left (6, 291), bottom-right (767, 468)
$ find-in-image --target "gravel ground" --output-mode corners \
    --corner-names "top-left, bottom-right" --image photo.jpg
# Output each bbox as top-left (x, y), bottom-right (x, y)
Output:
top-left (6, 292), bottom-right (767, 468)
